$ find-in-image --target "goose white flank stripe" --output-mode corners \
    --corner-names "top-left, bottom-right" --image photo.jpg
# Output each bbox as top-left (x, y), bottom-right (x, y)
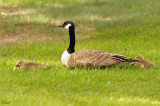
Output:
top-left (58, 21), bottom-right (138, 68)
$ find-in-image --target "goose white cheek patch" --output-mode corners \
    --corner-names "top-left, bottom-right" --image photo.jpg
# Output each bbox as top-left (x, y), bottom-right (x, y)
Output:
top-left (64, 24), bottom-right (71, 30)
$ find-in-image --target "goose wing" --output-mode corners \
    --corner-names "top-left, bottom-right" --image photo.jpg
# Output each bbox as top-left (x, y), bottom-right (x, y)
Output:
top-left (68, 49), bottom-right (136, 68)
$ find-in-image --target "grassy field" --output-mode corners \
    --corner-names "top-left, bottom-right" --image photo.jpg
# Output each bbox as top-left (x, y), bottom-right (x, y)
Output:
top-left (0, 0), bottom-right (160, 105)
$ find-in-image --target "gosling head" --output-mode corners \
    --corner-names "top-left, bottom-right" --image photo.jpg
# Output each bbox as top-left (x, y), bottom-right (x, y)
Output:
top-left (135, 54), bottom-right (144, 60)
top-left (15, 60), bottom-right (26, 67)
top-left (58, 21), bottom-right (75, 30)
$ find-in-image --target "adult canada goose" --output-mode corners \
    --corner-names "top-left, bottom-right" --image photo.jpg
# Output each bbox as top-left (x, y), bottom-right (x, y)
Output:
top-left (132, 54), bottom-right (155, 68)
top-left (58, 21), bottom-right (137, 68)
top-left (13, 60), bottom-right (46, 70)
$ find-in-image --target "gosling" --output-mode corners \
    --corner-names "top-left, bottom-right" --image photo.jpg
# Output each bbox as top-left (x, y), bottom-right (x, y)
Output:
top-left (13, 60), bottom-right (46, 70)
top-left (132, 54), bottom-right (155, 68)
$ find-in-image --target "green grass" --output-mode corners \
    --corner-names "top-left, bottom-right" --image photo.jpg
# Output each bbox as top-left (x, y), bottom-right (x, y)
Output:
top-left (0, 0), bottom-right (160, 105)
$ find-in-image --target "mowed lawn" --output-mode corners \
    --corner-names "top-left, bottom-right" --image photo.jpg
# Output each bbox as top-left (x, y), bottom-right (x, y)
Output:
top-left (0, 0), bottom-right (160, 105)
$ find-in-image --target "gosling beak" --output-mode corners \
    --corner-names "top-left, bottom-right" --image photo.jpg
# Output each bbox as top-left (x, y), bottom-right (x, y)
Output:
top-left (15, 64), bottom-right (20, 67)
top-left (58, 24), bottom-right (63, 27)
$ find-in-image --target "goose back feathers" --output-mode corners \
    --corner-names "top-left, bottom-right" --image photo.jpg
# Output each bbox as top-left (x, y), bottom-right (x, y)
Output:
top-left (67, 49), bottom-right (137, 68)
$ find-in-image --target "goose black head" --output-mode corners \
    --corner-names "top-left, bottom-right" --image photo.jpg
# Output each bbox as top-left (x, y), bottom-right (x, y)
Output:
top-left (58, 21), bottom-right (75, 30)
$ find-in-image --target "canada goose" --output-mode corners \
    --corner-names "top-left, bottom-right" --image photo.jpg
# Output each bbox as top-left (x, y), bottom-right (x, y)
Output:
top-left (58, 21), bottom-right (137, 68)
top-left (13, 60), bottom-right (46, 70)
top-left (132, 54), bottom-right (155, 68)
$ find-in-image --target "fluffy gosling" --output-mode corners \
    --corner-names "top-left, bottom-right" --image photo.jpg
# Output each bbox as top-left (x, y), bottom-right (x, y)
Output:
top-left (132, 54), bottom-right (155, 68)
top-left (13, 60), bottom-right (46, 70)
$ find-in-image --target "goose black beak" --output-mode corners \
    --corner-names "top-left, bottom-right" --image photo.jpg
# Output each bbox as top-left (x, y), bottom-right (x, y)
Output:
top-left (15, 64), bottom-right (19, 67)
top-left (58, 24), bottom-right (63, 27)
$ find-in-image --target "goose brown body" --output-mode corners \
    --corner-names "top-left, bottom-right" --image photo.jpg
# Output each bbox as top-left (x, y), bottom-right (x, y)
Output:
top-left (68, 49), bottom-right (136, 68)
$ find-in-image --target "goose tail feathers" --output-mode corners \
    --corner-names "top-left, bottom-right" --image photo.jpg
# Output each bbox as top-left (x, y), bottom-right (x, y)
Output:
top-left (112, 55), bottom-right (138, 62)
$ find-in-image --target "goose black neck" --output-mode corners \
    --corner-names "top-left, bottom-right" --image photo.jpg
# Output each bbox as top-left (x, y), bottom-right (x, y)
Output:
top-left (67, 27), bottom-right (75, 54)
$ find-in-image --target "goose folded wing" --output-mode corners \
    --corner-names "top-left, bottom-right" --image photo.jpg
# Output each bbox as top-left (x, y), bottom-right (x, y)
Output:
top-left (68, 49), bottom-right (136, 68)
